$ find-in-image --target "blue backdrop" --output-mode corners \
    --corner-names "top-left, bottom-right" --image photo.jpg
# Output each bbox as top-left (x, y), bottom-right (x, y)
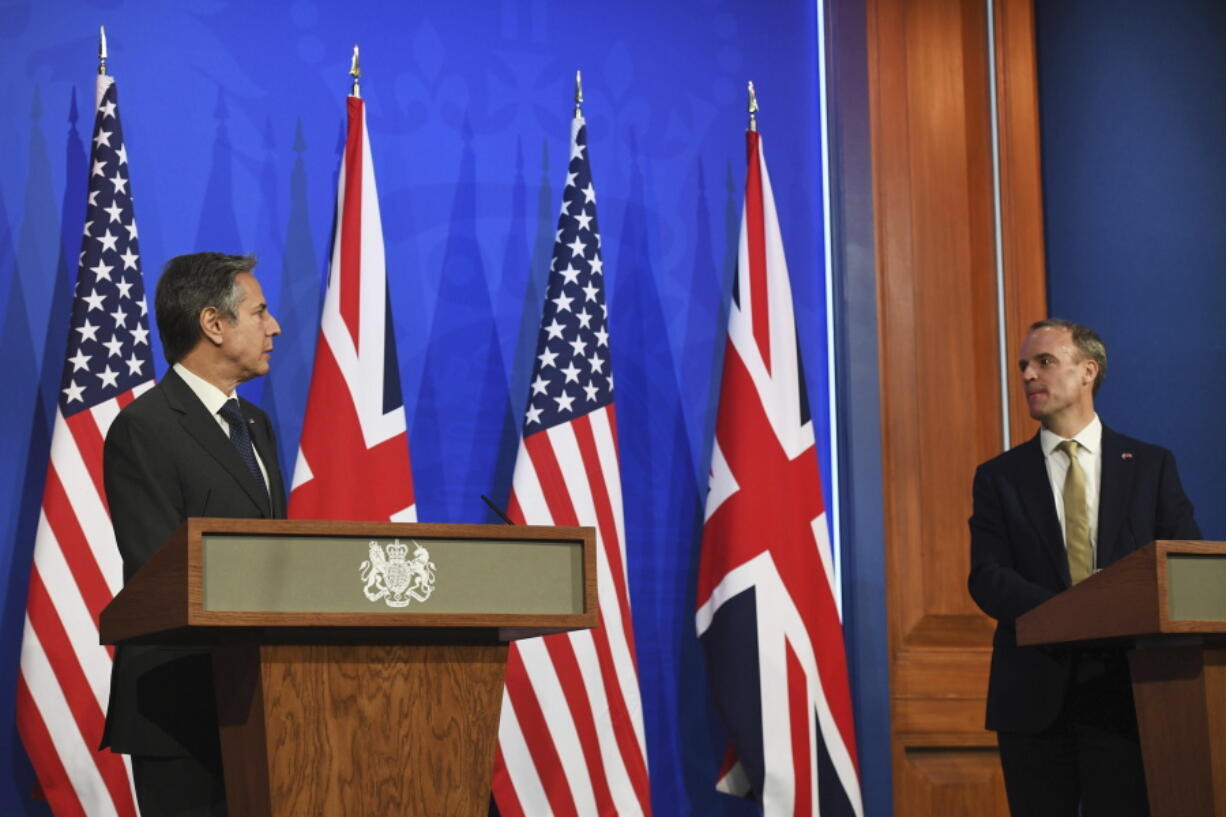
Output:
top-left (1035, 0), bottom-right (1226, 541)
top-left (0, 2), bottom-right (849, 814)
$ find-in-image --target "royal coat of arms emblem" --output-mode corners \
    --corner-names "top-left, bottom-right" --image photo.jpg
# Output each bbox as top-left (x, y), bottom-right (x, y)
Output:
top-left (360, 539), bottom-right (437, 607)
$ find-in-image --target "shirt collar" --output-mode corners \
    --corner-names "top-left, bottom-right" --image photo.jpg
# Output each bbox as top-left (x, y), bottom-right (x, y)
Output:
top-left (173, 362), bottom-right (234, 417)
top-left (1040, 413), bottom-right (1102, 457)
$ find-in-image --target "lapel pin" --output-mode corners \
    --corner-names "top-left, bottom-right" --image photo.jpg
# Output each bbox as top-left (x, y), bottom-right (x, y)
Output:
top-left (1121, 452), bottom-right (1133, 459)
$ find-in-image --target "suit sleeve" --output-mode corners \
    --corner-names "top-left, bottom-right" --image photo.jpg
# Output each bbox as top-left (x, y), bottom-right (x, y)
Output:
top-left (1155, 447), bottom-right (1201, 540)
top-left (967, 464), bottom-right (1057, 624)
top-left (103, 410), bottom-right (188, 582)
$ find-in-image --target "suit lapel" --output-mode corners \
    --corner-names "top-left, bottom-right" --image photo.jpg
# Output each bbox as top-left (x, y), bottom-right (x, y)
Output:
top-left (247, 413), bottom-right (284, 518)
top-left (161, 370), bottom-right (272, 516)
top-left (1016, 433), bottom-right (1073, 587)
top-left (1097, 426), bottom-right (1135, 568)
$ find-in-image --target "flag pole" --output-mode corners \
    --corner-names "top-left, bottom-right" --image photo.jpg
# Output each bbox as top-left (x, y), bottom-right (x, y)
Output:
top-left (290, 40), bottom-right (416, 523)
top-left (747, 80), bottom-right (758, 132)
top-left (574, 69), bottom-right (583, 119)
top-left (18, 29), bottom-right (150, 816)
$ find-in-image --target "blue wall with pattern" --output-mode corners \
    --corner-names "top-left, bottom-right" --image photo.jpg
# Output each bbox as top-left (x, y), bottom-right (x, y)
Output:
top-left (0, 1), bottom-right (869, 815)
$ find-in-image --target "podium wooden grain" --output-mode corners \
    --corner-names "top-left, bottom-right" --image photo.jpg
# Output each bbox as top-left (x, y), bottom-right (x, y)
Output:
top-left (213, 643), bottom-right (507, 817)
top-left (101, 518), bottom-right (597, 817)
top-left (1017, 540), bottom-right (1226, 817)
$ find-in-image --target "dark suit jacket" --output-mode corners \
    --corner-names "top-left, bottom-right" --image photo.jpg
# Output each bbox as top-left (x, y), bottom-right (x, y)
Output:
top-left (101, 367), bottom-right (286, 756)
top-left (967, 425), bottom-right (1199, 733)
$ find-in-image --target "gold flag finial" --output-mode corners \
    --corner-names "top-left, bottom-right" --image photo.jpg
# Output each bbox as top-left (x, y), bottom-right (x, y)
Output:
top-left (98, 25), bottom-right (108, 76)
top-left (574, 70), bottom-right (583, 119)
top-left (350, 45), bottom-right (361, 98)
top-left (747, 81), bottom-right (759, 131)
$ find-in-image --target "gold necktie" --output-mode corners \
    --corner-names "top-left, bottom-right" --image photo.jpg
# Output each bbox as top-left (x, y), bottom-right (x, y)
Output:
top-left (1058, 439), bottom-right (1093, 584)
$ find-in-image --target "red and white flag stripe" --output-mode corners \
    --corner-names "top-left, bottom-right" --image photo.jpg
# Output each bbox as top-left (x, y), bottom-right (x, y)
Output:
top-left (20, 387), bottom-right (152, 817)
top-left (491, 115), bottom-right (651, 817)
top-left (17, 68), bottom-right (151, 817)
top-left (494, 407), bottom-right (652, 817)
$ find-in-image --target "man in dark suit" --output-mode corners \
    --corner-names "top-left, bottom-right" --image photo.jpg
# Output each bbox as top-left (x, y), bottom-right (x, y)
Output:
top-left (968, 318), bottom-right (1199, 817)
top-left (102, 252), bottom-right (285, 817)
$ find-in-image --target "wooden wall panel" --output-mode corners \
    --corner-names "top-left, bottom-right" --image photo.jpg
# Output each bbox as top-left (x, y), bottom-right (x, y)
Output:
top-left (866, 0), bottom-right (1048, 813)
top-left (896, 748), bottom-right (1009, 815)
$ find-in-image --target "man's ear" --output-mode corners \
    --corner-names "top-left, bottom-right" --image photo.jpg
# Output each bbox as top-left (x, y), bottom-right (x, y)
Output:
top-left (199, 306), bottom-right (225, 346)
top-left (1083, 359), bottom-right (1100, 388)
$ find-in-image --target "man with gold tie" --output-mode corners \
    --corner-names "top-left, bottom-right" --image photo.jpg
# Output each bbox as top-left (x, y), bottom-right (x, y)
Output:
top-left (968, 318), bottom-right (1200, 817)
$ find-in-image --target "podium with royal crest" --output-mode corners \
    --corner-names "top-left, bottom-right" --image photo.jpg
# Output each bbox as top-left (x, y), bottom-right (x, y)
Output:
top-left (100, 517), bottom-right (596, 817)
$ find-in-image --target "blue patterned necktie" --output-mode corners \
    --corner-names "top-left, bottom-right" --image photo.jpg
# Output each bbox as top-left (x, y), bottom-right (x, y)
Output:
top-left (219, 399), bottom-right (267, 497)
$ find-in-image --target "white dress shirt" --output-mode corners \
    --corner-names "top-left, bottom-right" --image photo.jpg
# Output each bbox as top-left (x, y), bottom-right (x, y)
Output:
top-left (173, 362), bottom-right (270, 490)
top-left (1039, 413), bottom-right (1102, 569)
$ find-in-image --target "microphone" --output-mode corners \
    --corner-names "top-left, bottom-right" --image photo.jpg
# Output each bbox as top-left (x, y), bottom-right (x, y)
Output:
top-left (481, 494), bottom-right (515, 525)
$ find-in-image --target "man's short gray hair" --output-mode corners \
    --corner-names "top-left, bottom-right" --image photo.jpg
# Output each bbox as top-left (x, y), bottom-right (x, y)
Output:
top-left (155, 252), bottom-right (257, 364)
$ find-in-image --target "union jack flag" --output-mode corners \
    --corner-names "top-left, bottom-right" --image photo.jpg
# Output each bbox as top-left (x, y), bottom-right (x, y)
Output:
top-left (491, 113), bottom-right (653, 817)
top-left (288, 92), bottom-right (415, 522)
top-left (695, 127), bottom-right (862, 817)
top-left (16, 71), bottom-right (147, 817)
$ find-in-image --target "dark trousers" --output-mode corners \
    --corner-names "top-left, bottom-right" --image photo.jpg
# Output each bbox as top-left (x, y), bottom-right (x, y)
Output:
top-left (131, 751), bottom-right (227, 817)
top-left (996, 650), bottom-right (1148, 817)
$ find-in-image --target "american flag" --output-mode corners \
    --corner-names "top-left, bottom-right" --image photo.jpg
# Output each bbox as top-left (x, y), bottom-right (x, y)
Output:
top-left (491, 114), bottom-right (653, 817)
top-left (695, 128), bottom-right (862, 817)
top-left (288, 93), bottom-right (415, 522)
top-left (16, 72), bottom-right (148, 817)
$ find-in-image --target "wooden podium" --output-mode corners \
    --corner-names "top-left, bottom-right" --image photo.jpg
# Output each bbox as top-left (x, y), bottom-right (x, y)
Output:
top-left (1017, 540), bottom-right (1226, 817)
top-left (100, 518), bottom-right (597, 817)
